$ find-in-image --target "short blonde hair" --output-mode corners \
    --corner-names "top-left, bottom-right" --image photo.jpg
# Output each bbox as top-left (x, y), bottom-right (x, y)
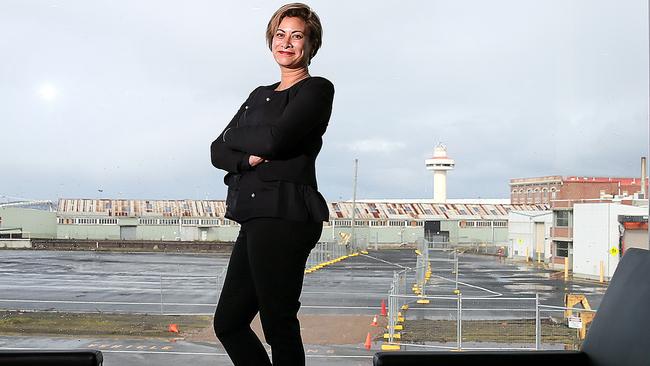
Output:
top-left (266, 3), bottom-right (323, 64)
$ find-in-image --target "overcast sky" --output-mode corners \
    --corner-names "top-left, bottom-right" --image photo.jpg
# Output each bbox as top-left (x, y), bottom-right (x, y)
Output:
top-left (1, 0), bottom-right (648, 203)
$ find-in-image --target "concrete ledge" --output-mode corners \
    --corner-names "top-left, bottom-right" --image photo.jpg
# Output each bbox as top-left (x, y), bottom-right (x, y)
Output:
top-left (29, 239), bottom-right (233, 252)
top-left (0, 239), bottom-right (32, 249)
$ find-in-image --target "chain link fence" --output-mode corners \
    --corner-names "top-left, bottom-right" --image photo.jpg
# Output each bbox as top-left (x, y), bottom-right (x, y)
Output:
top-left (383, 239), bottom-right (597, 351)
top-left (385, 293), bottom-right (593, 351)
top-left (305, 241), bottom-right (352, 269)
top-left (538, 305), bottom-right (596, 350)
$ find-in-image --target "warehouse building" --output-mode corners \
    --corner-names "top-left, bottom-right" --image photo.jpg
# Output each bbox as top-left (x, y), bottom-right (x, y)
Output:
top-left (507, 210), bottom-right (553, 261)
top-left (0, 205), bottom-right (56, 239)
top-left (51, 198), bottom-right (547, 245)
top-left (56, 199), bottom-right (238, 241)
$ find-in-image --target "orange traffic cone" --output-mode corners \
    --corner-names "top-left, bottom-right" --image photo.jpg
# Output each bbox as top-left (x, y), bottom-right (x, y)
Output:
top-left (364, 332), bottom-right (372, 350)
top-left (380, 299), bottom-right (387, 317)
top-left (168, 324), bottom-right (179, 333)
top-left (370, 315), bottom-right (378, 326)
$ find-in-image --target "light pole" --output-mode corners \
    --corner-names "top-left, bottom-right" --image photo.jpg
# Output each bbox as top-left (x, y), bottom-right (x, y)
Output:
top-left (351, 159), bottom-right (358, 250)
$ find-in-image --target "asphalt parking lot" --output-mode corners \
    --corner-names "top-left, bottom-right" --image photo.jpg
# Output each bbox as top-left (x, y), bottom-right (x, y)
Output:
top-left (0, 248), bottom-right (607, 365)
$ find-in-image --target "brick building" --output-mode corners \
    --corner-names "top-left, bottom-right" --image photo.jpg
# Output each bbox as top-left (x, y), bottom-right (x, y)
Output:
top-left (510, 176), bottom-right (648, 267)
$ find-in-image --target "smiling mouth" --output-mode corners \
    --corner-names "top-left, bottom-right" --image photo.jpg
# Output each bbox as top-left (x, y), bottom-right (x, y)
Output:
top-left (278, 51), bottom-right (294, 55)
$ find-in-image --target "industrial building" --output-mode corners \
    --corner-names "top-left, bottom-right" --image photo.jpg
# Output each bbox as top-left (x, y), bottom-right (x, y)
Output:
top-left (510, 170), bottom-right (649, 269)
top-left (0, 197), bottom-right (549, 246)
top-left (329, 198), bottom-right (546, 246)
top-left (507, 210), bottom-right (553, 261)
top-left (572, 203), bottom-right (648, 280)
top-left (0, 206), bottom-right (56, 239)
top-left (50, 198), bottom-right (548, 245)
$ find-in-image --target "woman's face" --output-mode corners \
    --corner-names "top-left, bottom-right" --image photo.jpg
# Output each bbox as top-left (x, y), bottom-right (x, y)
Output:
top-left (272, 16), bottom-right (311, 68)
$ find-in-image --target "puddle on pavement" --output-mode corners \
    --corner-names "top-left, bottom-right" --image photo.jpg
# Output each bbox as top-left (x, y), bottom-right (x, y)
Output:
top-left (504, 283), bottom-right (555, 292)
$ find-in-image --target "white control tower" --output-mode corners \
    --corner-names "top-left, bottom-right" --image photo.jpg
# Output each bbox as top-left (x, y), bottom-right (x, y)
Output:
top-left (425, 144), bottom-right (455, 203)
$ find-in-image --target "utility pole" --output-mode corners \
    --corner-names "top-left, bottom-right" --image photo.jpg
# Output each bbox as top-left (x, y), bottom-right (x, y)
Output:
top-left (351, 159), bottom-right (358, 251)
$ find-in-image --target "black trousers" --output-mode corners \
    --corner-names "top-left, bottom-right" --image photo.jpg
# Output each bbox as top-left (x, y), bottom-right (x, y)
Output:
top-left (213, 217), bottom-right (322, 366)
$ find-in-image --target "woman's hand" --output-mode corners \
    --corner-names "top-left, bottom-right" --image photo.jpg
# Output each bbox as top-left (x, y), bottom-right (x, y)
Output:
top-left (249, 155), bottom-right (269, 167)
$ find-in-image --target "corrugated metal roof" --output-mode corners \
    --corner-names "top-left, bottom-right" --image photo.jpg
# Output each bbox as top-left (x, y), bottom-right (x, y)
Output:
top-left (57, 198), bottom-right (548, 219)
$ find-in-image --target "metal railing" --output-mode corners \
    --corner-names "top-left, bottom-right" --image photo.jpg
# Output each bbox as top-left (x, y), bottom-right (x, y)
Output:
top-left (305, 240), bottom-right (354, 270)
top-left (385, 293), bottom-right (596, 351)
top-left (419, 240), bottom-right (459, 294)
top-left (383, 242), bottom-right (597, 351)
top-left (385, 268), bottom-right (415, 343)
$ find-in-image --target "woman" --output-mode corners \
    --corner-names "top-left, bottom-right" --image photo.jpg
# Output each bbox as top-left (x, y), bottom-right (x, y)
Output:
top-left (210, 3), bottom-right (333, 365)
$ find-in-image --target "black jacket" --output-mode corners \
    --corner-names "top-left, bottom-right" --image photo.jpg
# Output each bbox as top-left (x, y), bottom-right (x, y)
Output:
top-left (210, 76), bottom-right (334, 222)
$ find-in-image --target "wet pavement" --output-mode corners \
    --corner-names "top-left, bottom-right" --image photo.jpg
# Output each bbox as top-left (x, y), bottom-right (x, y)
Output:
top-left (0, 249), bottom-right (413, 315)
top-left (0, 248), bottom-right (608, 365)
top-left (0, 336), bottom-right (374, 366)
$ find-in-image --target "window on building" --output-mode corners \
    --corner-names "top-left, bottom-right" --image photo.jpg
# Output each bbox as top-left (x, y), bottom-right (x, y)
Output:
top-left (555, 210), bottom-right (570, 227)
top-left (556, 241), bottom-right (570, 257)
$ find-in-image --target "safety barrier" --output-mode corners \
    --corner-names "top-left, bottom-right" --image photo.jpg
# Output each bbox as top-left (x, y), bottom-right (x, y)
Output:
top-left (304, 241), bottom-right (352, 273)
top-left (383, 293), bottom-right (595, 351)
top-left (382, 241), bottom-right (597, 351)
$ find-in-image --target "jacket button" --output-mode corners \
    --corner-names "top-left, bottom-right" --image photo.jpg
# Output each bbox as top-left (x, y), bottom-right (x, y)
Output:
top-left (265, 97), bottom-right (270, 102)
top-left (251, 193), bottom-right (255, 198)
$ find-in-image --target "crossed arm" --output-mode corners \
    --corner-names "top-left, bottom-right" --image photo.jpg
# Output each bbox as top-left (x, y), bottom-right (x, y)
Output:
top-left (210, 78), bottom-right (334, 173)
top-left (210, 100), bottom-right (253, 174)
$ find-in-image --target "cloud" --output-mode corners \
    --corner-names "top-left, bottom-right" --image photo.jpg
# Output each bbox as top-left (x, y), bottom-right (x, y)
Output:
top-left (0, 0), bottom-right (646, 201)
top-left (344, 138), bottom-right (406, 154)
